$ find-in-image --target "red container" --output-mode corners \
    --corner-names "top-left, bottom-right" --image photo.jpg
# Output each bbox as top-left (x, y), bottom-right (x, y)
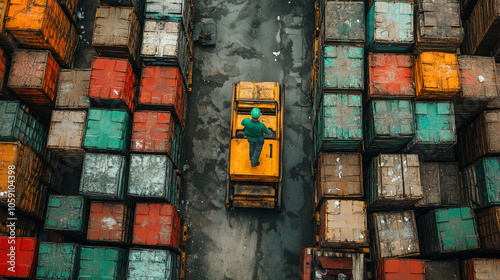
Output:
top-left (367, 53), bottom-right (415, 100)
top-left (87, 201), bottom-right (132, 244)
top-left (139, 66), bottom-right (186, 129)
top-left (88, 57), bottom-right (136, 113)
top-left (132, 203), bottom-right (181, 249)
top-left (131, 111), bottom-right (174, 156)
top-left (0, 237), bottom-right (39, 278)
top-left (299, 247), bottom-right (313, 280)
top-left (377, 259), bottom-right (425, 280)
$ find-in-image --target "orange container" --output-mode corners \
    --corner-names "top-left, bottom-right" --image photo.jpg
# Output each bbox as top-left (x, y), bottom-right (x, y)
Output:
top-left (87, 201), bottom-right (133, 244)
top-left (0, 0), bottom-right (16, 51)
top-left (131, 111), bottom-right (174, 156)
top-left (462, 258), bottom-right (500, 280)
top-left (414, 52), bottom-right (461, 100)
top-left (5, 0), bottom-right (79, 67)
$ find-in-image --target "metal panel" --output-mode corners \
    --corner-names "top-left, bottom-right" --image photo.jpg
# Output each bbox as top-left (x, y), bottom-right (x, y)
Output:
top-left (132, 203), bottom-right (181, 249)
top-left (127, 248), bottom-right (177, 280)
top-left (377, 259), bottom-right (425, 280)
top-left (128, 154), bottom-right (173, 200)
top-left (462, 258), bottom-right (500, 280)
top-left (323, 2), bottom-right (365, 43)
top-left (416, 162), bottom-right (460, 207)
top-left (424, 260), bottom-right (460, 280)
top-left (79, 153), bottom-right (127, 200)
top-left (477, 206), bottom-right (500, 250)
top-left (414, 52), bottom-right (461, 100)
top-left (319, 45), bottom-right (364, 92)
top-left (367, 53), bottom-right (415, 99)
top-left (87, 201), bottom-right (132, 243)
top-left (36, 242), bottom-right (80, 280)
top-left (83, 108), bottom-right (131, 154)
top-left (56, 69), bottom-right (91, 109)
top-left (44, 195), bottom-right (88, 235)
top-left (131, 111), bottom-right (174, 155)
top-left (78, 246), bottom-right (127, 280)
top-left (47, 110), bottom-right (86, 158)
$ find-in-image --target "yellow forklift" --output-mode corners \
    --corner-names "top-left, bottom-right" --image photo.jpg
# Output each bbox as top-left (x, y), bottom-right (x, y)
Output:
top-left (226, 81), bottom-right (284, 210)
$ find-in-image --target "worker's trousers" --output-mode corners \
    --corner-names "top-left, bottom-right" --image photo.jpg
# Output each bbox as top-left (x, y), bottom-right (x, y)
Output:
top-left (248, 139), bottom-right (264, 166)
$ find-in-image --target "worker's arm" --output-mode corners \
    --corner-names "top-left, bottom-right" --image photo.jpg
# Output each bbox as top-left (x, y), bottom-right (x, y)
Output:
top-left (263, 124), bottom-right (271, 134)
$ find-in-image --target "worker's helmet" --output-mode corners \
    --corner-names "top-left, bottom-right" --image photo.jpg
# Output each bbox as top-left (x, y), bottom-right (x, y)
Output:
top-left (251, 107), bottom-right (261, 119)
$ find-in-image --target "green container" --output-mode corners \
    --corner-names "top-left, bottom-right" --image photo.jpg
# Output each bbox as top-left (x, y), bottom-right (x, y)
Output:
top-left (44, 195), bottom-right (88, 236)
top-left (364, 100), bottom-right (414, 155)
top-left (172, 122), bottom-right (185, 171)
top-left (462, 157), bottom-right (500, 208)
top-left (78, 246), bottom-right (127, 280)
top-left (127, 248), bottom-right (178, 280)
top-left (318, 45), bottom-right (364, 95)
top-left (417, 207), bottom-right (479, 255)
top-left (36, 242), bottom-right (81, 280)
top-left (83, 108), bottom-right (131, 154)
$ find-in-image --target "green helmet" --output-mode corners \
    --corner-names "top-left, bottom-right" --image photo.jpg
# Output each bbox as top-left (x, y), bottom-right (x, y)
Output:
top-left (251, 107), bottom-right (261, 119)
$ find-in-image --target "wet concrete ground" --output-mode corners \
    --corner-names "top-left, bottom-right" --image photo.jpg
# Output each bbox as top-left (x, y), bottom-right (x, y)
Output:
top-left (183, 0), bottom-right (315, 279)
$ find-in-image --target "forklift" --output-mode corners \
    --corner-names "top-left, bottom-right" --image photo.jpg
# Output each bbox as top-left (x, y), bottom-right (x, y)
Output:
top-left (226, 81), bottom-right (284, 210)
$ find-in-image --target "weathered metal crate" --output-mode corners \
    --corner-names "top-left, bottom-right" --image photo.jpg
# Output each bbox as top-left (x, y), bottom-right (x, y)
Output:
top-left (377, 259), bottom-right (425, 280)
top-left (320, 1), bottom-right (365, 44)
top-left (128, 154), bottom-right (174, 200)
top-left (131, 111), bottom-right (174, 156)
top-left (36, 242), bottom-right (81, 280)
top-left (463, 0), bottom-right (500, 57)
top-left (318, 45), bottom-right (364, 94)
top-left (87, 201), bottom-right (132, 244)
top-left (366, 1), bottom-right (414, 52)
top-left (56, 69), bottom-right (91, 109)
top-left (0, 237), bottom-right (39, 278)
top-left (414, 52), bottom-right (461, 100)
top-left (4, 0), bottom-right (78, 67)
top-left (367, 154), bottom-right (423, 208)
top-left (417, 207), bottom-right (479, 255)
top-left (47, 110), bottom-right (87, 159)
top-left (488, 63), bottom-right (500, 108)
top-left (172, 122), bottom-right (185, 170)
top-left (92, 7), bottom-right (141, 65)
top-left (477, 206), bottom-right (500, 250)
top-left (0, 0), bottom-right (17, 52)
top-left (461, 157), bottom-right (500, 209)
top-left (141, 20), bottom-right (191, 89)
top-left (100, 0), bottom-right (145, 22)
top-left (7, 50), bottom-right (60, 121)
top-left (132, 203), bottom-right (181, 249)
top-left (83, 108), bottom-right (132, 154)
top-left (316, 200), bottom-right (368, 248)
top-left (80, 153), bottom-right (127, 201)
top-left (364, 100), bottom-right (414, 155)
top-left (367, 53), bottom-right (415, 100)
top-left (415, 162), bottom-right (460, 208)
top-left (78, 246), bottom-right (127, 280)
top-left (300, 247), bottom-right (365, 280)
top-left (313, 93), bottom-right (362, 157)
top-left (89, 57), bottom-right (137, 113)
top-left (145, 0), bottom-right (193, 35)
top-left (415, 0), bottom-right (464, 52)
top-left (462, 258), bottom-right (500, 280)
top-left (371, 211), bottom-right (420, 260)
top-left (424, 260), bottom-right (461, 280)
top-left (461, 0), bottom-right (478, 20)
top-left (404, 102), bottom-right (456, 161)
top-left (0, 101), bottom-right (30, 144)
top-left (57, 0), bottom-right (79, 24)
top-left (127, 248), bottom-right (179, 280)
top-left (44, 195), bottom-right (88, 236)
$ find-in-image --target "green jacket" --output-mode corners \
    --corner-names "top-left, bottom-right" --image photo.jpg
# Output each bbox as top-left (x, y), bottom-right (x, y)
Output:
top-left (241, 118), bottom-right (271, 142)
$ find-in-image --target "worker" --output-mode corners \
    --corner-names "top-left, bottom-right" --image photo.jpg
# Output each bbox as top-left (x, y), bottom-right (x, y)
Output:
top-left (241, 107), bottom-right (271, 167)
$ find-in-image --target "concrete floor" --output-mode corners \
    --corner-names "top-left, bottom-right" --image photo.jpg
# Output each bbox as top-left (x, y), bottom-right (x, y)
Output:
top-left (183, 0), bottom-right (315, 279)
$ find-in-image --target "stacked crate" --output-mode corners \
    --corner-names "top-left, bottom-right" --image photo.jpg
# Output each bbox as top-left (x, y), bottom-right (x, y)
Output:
top-left (463, 0), bottom-right (500, 60)
top-left (0, 237), bottom-right (39, 278)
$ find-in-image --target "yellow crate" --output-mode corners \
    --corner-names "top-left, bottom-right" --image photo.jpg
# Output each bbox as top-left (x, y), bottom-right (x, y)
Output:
top-left (414, 52), bottom-right (460, 100)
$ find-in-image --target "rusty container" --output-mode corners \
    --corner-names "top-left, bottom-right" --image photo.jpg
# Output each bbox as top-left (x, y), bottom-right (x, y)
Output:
top-left (36, 242), bottom-right (80, 280)
top-left (57, 0), bottom-right (79, 24)
top-left (7, 50), bottom-right (60, 121)
top-left (89, 57), bottom-right (137, 113)
top-left (316, 199), bottom-right (368, 248)
top-left (0, 0), bottom-right (17, 51)
top-left (367, 53), bottom-right (415, 100)
top-left (414, 52), bottom-right (461, 100)
top-left (462, 258), bottom-right (500, 280)
top-left (424, 260), bottom-right (461, 280)
top-left (145, 0), bottom-right (193, 35)
top-left (131, 111), bottom-right (174, 156)
top-left (488, 63), bottom-right (500, 109)
top-left (5, 0), bottom-right (78, 67)
top-left (477, 206), bottom-right (500, 250)
top-left (371, 210), bottom-right (420, 260)
top-left (415, 162), bottom-right (460, 208)
top-left (318, 45), bottom-right (364, 94)
top-left (463, 0), bottom-right (500, 57)
top-left (87, 201), bottom-right (132, 244)
top-left (0, 237), bottom-right (39, 278)
top-left (313, 152), bottom-right (363, 211)
top-left (461, 157), bottom-right (500, 209)
top-left (56, 69), bottom-right (91, 110)
top-left (377, 259), bottom-right (425, 280)
top-left (367, 154), bottom-right (423, 208)
top-left (455, 55), bottom-right (498, 129)
top-left (100, 0), bottom-right (145, 23)
top-left (132, 203), bottom-right (181, 250)
top-left (128, 154), bottom-right (174, 201)
top-left (44, 195), bottom-right (88, 237)
top-left (92, 7), bottom-right (141, 65)
top-left (321, 1), bottom-right (365, 44)
top-left (300, 247), bottom-right (365, 280)
top-left (47, 110), bottom-right (87, 159)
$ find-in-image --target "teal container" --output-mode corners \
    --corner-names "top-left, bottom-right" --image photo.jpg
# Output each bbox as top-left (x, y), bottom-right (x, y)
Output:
top-left (404, 102), bottom-right (456, 160)
top-left (318, 45), bottom-right (364, 94)
top-left (78, 246), bottom-right (127, 280)
top-left (364, 100), bottom-right (414, 155)
top-left (80, 153), bottom-right (128, 200)
top-left (323, 2), bottom-right (365, 44)
top-left (36, 242), bottom-right (81, 280)
top-left (172, 122), bottom-right (185, 170)
top-left (417, 207), bottom-right (480, 255)
top-left (462, 157), bottom-right (500, 208)
top-left (44, 195), bottom-right (88, 236)
top-left (313, 93), bottom-right (362, 160)
top-left (128, 154), bottom-right (174, 201)
top-left (127, 248), bottom-right (179, 280)
top-left (83, 108), bottom-right (131, 154)
top-left (367, 1), bottom-right (414, 52)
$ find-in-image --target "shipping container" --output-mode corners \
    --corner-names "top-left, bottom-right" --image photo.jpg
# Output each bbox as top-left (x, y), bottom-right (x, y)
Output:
top-left (367, 154), bottom-right (423, 208)
top-left (83, 108), bottom-right (132, 154)
top-left (0, 209), bottom-right (39, 238)
top-left (377, 259), bottom-right (425, 280)
top-left (44, 195), bottom-right (88, 236)
top-left (144, 0), bottom-right (193, 35)
top-left (4, 0), bottom-right (78, 67)
top-left (404, 102), bottom-right (456, 161)
top-left (463, 0), bottom-right (500, 58)
top-left (318, 45), bottom-right (364, 94)
top-left (0, 0), bottom-right (17, 51)
top-left (127, 248), bottom-right (180, 280)
top-left (417, 207), bottom-right (480, 255)
top-left (414, 52), bottom-right (460, 100)
top-left (80, 153), bottom-right (128, 201)
top-left (0, 237), bottom-right (39, 278)
top-left (488, 63), bottom-right (500, 109)
top-left (477, 206), bottom-right (500, 250)
top-left (100, 0), bottom-right (145, 23)
top-left (128, 154), bottom-right (174, 201)
top-left (371, 211), bottom-right (420, 260)
top-left (87, 201), bottom-right (132, 244)
top-left (415, 162), bottom-right (460, 208)
top-left (88, 57), bottom-right (137, 113)
top-left (0, 101), bottom-right (30, 145)
top-left (462, 258), bottom-right (500, 280)
top-left (56, 69), bottom-right (91, 109)
top-left (0, 46), bottom-right (8, 95)
top-left (47, 110), bottom-right (87, 159)
top-left (366, 1), bottom-right (414, 52)
top-left (7, 50), bottom-right (60, 120)
top-left (367, 53), bottom-right (415, 100)
top-left (321, 2), bottom-right (365, 44)
top-left (460, 0), bottom-right (478, 20)
top-left (461, 157), bottom-right (500, 208)
top-left (172, 122), bottom-right (185, 170)
top-left (131, 111), bottom-right (174, 156)
top-left (57, 0), bottom-right (79, 24)
top-left (92, 7), bottom-right (141, 65)
top-left (299, 247), bottom-right (365, 280)
top-left (78, 246), bottom-right (127, 280)
top-left (424, 259), bottom-right (461, 280)
top-left (364, 100), bottom-right (414, 155)
top-left (132, 203), bottom-right (181, 249)
top-left (36, 242), bottom-right (80, 280)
